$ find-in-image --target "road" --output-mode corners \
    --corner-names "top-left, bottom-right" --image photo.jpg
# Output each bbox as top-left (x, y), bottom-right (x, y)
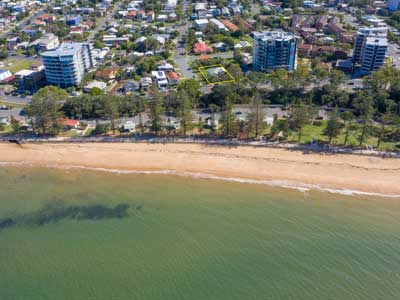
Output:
top-left (88, 0), bottom-right (123, 41)
top-left (342, 13), bottom-right (359, 29)
top-left (387, 42), bottom-right (400, 69)
top-left (173, 0), bottom-right (193, 78)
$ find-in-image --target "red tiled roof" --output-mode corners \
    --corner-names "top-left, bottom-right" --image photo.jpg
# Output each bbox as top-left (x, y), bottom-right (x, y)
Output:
top-left (95, 67), bottom-right (120, 79)
top-left (193, 42), bottom-right (213, 54)
top-left (222, 20), bottom-right (239, 32)
top-left (63, 119), bottom-right (79, 126)
top-left (166, 71), bottom-right (179, 81)
top-left (1, 75), bottom-right (15, 84)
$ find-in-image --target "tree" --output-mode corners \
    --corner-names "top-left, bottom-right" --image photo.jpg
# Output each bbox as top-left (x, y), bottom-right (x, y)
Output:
top-left (246, 95), bottom-right (265, 138)
top-left (289, 103), bottom-right (318, 142)
top-left (148, 89), bottom-right (165, 134)
top-left (341, 111), bottom-right (355, 146)
top-left (198, 117), bottom-right (205, 134)
top-left (10, 116), bottom-right (21, 133)
top-left (102, 96), bottom-right (119, 135)
top-left (177, 91), bottom-right (194, 136)
top-left (220, 102), bottom-right (238, 137)
top-left (26, 86), bottom-right (67, 135)
top-left (89, 87), bottom-right (104, 96)
top-left (376, 109), bottom-right (395, 148)
top-left (353, 91), bottom-right (375, 146)
top-left (323, 109), bottom-right (341, 144)
top-left (177, 79), bottom-right (200, 103)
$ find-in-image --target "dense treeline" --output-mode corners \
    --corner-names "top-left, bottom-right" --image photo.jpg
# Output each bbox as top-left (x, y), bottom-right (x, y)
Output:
top-left (19, 65), bottom-right (400, 150)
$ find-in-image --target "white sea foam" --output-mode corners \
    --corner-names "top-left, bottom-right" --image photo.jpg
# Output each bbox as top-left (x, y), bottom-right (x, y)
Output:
top-left (0, 161), bottom-right (399, 198)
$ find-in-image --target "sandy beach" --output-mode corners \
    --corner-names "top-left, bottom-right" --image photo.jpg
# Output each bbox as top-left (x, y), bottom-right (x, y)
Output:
top-left (0, 142), bottom-right (399, 196)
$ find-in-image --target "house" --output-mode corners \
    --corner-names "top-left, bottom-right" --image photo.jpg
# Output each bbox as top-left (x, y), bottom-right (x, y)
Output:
top-left (0, 69), bottom-right (14, 83)
top-left (63, 119), bottom-right (80, 129)
top-left (158, 62), bottom-right (174, 71)
top-left (122, 81), bottom-right (140, 93)
top-left (168, 13), bottom-right (177, 21)
top-left (84, 80), bottom-right (107, 93)
top-left (334, 59), bottom-right (353, 73)
top-left (66, 15), bottom-right (81, 26)
top-left (193, 42), bottom-right (213, 54)
top-left (222, 20), bottom-right (239, 32)
top-left (103, 35), bottom-right (129, 46)
top-left (95, 67), bottom-right (119, 81)
top-left (70, 26), bottom-right (84, 35)
top-left (156, 14), bottom-right (168, 22)
top-left (30, 33), bottom-right (60, 52)
top-left (212, 42), bottom-right (227, 51)
top-left (140, 76), bottom-right (152, 89)
top-left (151, 70), bottom-right (168, 88)
top-left (195, 19), bottom-right (209, 29)
top-left (135, 34), bottom-right (147, 43)
top-left (37, 14), bottom-right (56, 22)
top-left (122, 121), bottom-right (136, 132)
top-left (6, 37), bottom-right (19, 51)
top-left (209, 18), bottom-right (227, 31)
top-left (136, 10), bottom-right (145, 19)
top-left (126, 10), bottom-right (137, 19)
top-left (166, 71), bottom-right (179, 84)
top-left (147, 11), bottom-right (155, 22)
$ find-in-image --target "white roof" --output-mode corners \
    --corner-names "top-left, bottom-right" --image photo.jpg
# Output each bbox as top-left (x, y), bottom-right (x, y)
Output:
top-left (15, 69), bottom-right (35, 76)
top-left (84, 80), bottom-right (107, 90)
top-left (151, 70), bottom-right (166, 80)
top-left (195, 19), bottom-right (209, 25)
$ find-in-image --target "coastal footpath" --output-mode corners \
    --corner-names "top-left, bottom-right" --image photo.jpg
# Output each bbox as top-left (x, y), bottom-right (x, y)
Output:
top-left (0, 142), bottom-right (399, 196)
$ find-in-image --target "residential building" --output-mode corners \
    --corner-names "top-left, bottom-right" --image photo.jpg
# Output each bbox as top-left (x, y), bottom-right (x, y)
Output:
top-left (14, 68), bottom-right (45, 92)
top-left (353, 27), bottom-right (387, 67)
top-left (360, 36), bottom-right (387, 74)
top-left (30, 33), bottom-right (60, 52)
top-left (252, 31), bottom-right (298, 72)
top-left (388, 0), bottom-right (400, 11)
top-left (83, 80), bottom-right (107, 93)
top-left (95, 66), bottom-right (119, 81)
top-left (103, 35), bottom-right (129, 46)
top-left (166, 71), bottom-right (180, 84)
top-left (42, 42), bottom-right (96, 87)
top-left (66, 15), bottom-right (81, 26)
top-left (195, 19), bottom-right (209, 29)
top-left (0, 69), bottom-right (13, 83)
top-left (193, 42), bottom-right (213, 54)
top-left (222, 20), bottom-right (239, 32)
top-left (209, 18), bottom-right (227, 31)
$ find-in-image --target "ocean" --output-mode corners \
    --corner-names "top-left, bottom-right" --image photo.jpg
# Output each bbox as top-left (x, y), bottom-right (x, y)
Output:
top-left (0, 167), bottom-right (399, 300)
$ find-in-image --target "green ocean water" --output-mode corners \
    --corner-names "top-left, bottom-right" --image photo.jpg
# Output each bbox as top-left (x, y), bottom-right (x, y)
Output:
top-left (0, 167), bottom-right (400, 300)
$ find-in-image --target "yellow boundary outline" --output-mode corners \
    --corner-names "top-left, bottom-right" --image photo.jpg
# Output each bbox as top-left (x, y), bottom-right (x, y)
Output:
top-left (198, 64), bottom-right (235, 84)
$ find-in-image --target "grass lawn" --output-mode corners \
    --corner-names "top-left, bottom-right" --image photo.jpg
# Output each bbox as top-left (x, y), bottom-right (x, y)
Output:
top-left (0, 101), bottom-right (26, 108)
top-left (2, 59), bottom-right (35, 73)
top-left (286, 121), bottom-right (399, 152)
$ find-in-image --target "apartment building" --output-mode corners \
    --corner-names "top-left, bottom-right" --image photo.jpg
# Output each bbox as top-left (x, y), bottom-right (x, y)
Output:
top-left (388, 0), bottom-right (400, 11)
top-left (41, 42), bottom-right (96, 87)
top-left (252, 31), bottom-right (298, 73)
top-left (353, 27), bottom-right (387, 63)
top-left (360, 37), bottom-right (387, 74)
top-left (352, 27), bottom-right (387, 74)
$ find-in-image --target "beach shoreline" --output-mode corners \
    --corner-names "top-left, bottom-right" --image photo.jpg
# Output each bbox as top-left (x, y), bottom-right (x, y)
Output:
top-left (0, 142), bottom-right (399, 197)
